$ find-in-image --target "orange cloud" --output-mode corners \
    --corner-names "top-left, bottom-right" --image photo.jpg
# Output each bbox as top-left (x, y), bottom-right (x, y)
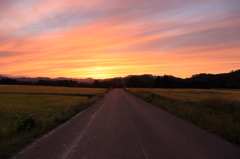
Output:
top-left (0, 0), bottom-right (240, 79)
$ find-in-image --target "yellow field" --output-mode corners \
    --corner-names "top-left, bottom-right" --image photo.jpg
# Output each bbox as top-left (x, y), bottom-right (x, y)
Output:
top-left (128, 88), bottom-right (240, 102)
top-left (0, 85), bottom-right (106, 94)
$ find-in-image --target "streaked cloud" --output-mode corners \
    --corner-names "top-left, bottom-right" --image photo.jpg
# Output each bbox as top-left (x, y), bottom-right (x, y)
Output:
top-left (0, 0), bottom-right (240, 79)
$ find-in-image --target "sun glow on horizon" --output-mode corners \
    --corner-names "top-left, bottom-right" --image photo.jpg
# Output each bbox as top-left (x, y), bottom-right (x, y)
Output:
top-left (0, 0), bottom-right (240, 79)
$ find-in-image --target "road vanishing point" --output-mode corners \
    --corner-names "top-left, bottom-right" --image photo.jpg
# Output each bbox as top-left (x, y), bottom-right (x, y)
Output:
top-left (12, 89), bottom-right (240, 159)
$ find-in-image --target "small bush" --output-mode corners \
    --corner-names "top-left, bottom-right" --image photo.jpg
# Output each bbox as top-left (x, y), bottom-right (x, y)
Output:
top-left (15, 112), bottom-right (36, 132)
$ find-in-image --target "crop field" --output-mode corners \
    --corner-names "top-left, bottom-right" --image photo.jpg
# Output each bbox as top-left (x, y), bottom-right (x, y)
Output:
top-left (0, 85), bottom-right (106, 95)
top-left (0, 85), bottom-right (107, 158)
top-left (127, 88), bottom-right (240, 146)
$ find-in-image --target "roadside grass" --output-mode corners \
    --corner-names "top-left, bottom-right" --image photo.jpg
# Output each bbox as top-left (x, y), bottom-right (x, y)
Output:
top-left (0, 85), bottom-right (107, 159)
top-left (126, 88), bottom-right (240, 146)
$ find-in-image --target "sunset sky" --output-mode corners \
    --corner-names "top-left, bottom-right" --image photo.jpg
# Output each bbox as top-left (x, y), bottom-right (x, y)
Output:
top-left (0, 0), bottom-right (240, 79)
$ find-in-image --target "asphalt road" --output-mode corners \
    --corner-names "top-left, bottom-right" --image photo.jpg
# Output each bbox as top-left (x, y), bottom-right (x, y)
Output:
top-left (12, 89), bottom-right (240, 159)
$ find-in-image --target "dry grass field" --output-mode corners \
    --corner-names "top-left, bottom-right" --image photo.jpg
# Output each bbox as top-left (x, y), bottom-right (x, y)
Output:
top-left (0, 85), bottom-right (107, 158)
top-left (0, 85), bottom-right (106, 94)
top-left (127, 88), bottom-right (240, 146)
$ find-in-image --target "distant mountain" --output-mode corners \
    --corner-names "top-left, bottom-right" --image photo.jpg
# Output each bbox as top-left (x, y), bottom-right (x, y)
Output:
top-left (5, 77), bottom-right (95, 84)
top-left (54, 77), bottom-right (71, 81)
top-left (124, 74), bottom-right (157, 79)
top-left (54, 77), bottom-right (95, 84)
top-left (15, 77), bottom-right (51, 82)
top-left (1, 70), bottom-right (239, 88)
top-left (0, 74), bottom-right (157, 85)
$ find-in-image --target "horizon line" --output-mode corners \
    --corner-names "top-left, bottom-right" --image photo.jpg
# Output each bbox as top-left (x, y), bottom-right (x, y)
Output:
top-left (1, 69), bottom-right (239, 80)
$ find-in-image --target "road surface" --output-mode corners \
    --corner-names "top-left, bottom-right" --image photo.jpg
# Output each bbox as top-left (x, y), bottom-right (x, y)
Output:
top-left (12, 89), bottom-right (240, 159)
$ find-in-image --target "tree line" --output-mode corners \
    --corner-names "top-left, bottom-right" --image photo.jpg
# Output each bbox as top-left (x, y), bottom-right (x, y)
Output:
top-left (153, 70), bottom-right (240, 89)
top-left (1, 69), bottom-right (240, 88)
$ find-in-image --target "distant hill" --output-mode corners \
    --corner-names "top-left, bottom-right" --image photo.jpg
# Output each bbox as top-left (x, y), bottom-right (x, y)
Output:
top-left (0, 74), bottom-right (156, 85)
top-left (0, 76), bottom-right (95, 84)
top-left (54, 77), bottom-right (95, 84)
top-left (123, 74), bottom-right (155, 87)
top-left (124, 74), bottom-right (157, 79)
top-left (15, 77), bottom-right (51, 82)
top-left (1, 69), bottom-right (239, 88)
top-left (185, 70), bottom-right (240, 88)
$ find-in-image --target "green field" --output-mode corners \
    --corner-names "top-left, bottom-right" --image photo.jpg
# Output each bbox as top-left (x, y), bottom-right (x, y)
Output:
top-left (0, 85), bottom-right (107, 159)
top-left (127, 88), bottom-right (240, 146)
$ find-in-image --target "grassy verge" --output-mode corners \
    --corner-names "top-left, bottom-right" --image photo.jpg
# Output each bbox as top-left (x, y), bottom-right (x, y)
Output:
top-left (126, 88), bottom-right (240, 146)
top-left (0, 85), bottom-right (107, 159)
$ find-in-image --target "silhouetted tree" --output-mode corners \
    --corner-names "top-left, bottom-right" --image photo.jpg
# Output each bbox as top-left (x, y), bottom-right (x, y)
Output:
top-left (110, 78), bottom-right (124, 88)
top-left (162, 75), bottom-right (170, 88)
top-left (154, 76), bottom-right (162, 88)
top-left (92, 80), bottom-right (101, 88)
top-left (0, 78), bottom-right (18, 84)
top-left (78, 82), bottom-right (91, 87)
top-left (127, 76), bottom-right (142, 87)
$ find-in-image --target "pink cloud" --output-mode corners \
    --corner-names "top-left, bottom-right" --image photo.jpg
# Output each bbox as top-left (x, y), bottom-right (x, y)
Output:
top-left (0, 0), bottom-right (240, 78)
